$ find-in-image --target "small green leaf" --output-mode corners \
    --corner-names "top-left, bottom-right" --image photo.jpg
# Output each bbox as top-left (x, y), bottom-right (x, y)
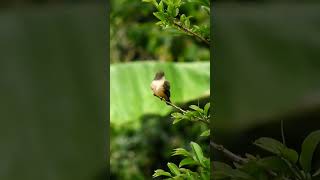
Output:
top-left (244, 153), bottom-right (256, 161)
top-left (299, 130), bottom-right (320, 172)
top-left (281, 148), bottom-right (299, 164)
top-left (153, 12), bottom-right (166, 22)
top-left (142, 0), bottom-right (158, 7)
top-left (184, 110), bottom-right (198, 119)
top-left (190, 141), bottom-right (204, 165)
top-left (179, 158), bottom-right (197, 167)
top-left (201, 6), bottom-right (210, 14)
top-left (173, 118), bottom-right (183, 124)
top-left (189, 105), bottom-right (204, 113)
top-left (200, 129), bottom-right (210, 137)
top-left (313, 167), bottom-right (320, 177)
top-left (204, 102), bottom-right (210, 116)
top-left (157, 0), bottom-right (164, 12)
top-left (171, 112), bottom-right (183, 118)
top-left (172, 148), bottom-right (191, 157)
top-left (167, 162), bottom-right (181, 175)
top-left (153, 169), bottom-right (172, 178)
top-left (175, 8), bottom-right (179, 17)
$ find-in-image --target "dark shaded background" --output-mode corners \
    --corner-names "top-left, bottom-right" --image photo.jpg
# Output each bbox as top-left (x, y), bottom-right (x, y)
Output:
top-left (0, 1), bottom-right (108, 180)
top-left (214, 1), bottom-right (320, 173)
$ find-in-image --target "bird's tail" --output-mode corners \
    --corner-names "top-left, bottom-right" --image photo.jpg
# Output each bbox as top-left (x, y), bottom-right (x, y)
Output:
top-left (165, 98), bottom-right (171, 105)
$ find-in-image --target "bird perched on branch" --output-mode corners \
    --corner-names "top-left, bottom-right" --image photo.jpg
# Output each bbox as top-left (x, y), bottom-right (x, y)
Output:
top-left (150, 71), bottom-right (171, 105)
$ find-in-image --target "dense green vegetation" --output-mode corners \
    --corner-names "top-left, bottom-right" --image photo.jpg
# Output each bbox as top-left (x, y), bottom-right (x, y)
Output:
top-left (110, 0), bottom-right (210, 179)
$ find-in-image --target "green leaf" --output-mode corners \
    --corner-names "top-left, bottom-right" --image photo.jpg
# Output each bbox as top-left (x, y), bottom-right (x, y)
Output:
top-left (110, 62), bottom-right (210, 129)
top-left (153, 169), bottom-right (172, 178)
top-left (190, 141), bottom-right (204, 165)
top-left (179, 158), bottom-right (197, 167)
top-left (256, 156), bottom-right (291, 175)
top-left (153, 12), bottom-right (166, 22)
top-left (281, 148), bottom-right (299, 164)
top-left (254, 137), bottom-right (298, 163)
top-left (173, 118), bottom-right (183, 124)
top-left (172, 148), bottom-right (191, 157)
top-left (167, 4), bottom-right (176, 17)
top-left (167, 162), bottom-right (181, 175)
top-left (189, 105), bottom-right (204, 113)
top-left (200, 129), bottom-right (210, 137)
top-left (157, 1), bottom-right (164, 12)
top-left (254, 137), bottom-right (285, 155)
top-left (142, 0), bottom-right (158, 7)
top-left (299, 130), bottom-right (320, 172)
top-left (204, 102), bottom-right (210, 116)
top-left (184, 110), bottom-right (198, 119)
top-left (171, 112), bottom-right (185, 124)
top-left (201, 6), bottom-right (210, 14)
top-left (313, 167), bottom-right (320, 177)
top-left (171, 112), bottom-right (183, 118)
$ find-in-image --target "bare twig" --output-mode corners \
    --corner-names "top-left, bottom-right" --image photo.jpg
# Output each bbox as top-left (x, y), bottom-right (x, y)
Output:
top-left (173, 20), bottom-right (210, 47)
top-left (211, 141), bottom-right (280, 178)
top-left (210, 141), bottom-right (248, 164)
top-left (156, 96), bottom-right (186, 113)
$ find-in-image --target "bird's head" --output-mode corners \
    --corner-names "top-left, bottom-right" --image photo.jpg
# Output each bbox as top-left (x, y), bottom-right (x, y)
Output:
top-left (154, 71), bottom-right (165, 80)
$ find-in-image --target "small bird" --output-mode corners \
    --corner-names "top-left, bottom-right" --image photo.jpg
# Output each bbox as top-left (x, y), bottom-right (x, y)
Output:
top-left (150, 71), bottom-right (171, 105)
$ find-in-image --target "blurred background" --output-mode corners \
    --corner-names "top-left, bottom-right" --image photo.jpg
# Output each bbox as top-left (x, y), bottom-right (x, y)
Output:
top-left (110, 0), bottom-right (210, 179)
top-left (0, 1), bottom-right (107, 180)
top-left (214, 0), bottom-right (320, 173)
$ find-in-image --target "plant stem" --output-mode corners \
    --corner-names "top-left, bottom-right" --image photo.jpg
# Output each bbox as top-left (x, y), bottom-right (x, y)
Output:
top-left (210, 141), bottom-right (248, 164)
top-left (157, 96), bottom-right (186, 113)
top-left (281, 120), bottom-right (286, 146)
top-left (173, 20), bottom-right (210, 47)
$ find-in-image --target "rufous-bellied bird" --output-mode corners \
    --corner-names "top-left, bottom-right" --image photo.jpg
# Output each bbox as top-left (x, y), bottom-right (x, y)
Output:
top-left (150, 71), bottom-right (171, 105)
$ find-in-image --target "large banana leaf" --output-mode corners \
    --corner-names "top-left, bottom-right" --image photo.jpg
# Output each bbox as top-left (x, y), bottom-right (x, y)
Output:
top-left (110, 61), bottom-right (210, 129)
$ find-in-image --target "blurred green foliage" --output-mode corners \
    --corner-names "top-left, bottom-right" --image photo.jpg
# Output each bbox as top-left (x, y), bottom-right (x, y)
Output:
top-left (0, 4), bottom-right (106, 180)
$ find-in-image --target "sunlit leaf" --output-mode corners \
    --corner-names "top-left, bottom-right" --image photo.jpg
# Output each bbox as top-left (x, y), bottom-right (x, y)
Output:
top-left (167, 162), bottom-right (181, 175)
top-left (172, 148), bottom-right (191, 157)
top-left (179, 158), bottom-right (197, 167)
top-left (204, 102), bottom-right (210, 116)
top-left (200, 130), bottom-right (210, 137)
top-left (190, 141), bottom-right (204, 166)
top-left (153, 169), bottom-right (172, 178)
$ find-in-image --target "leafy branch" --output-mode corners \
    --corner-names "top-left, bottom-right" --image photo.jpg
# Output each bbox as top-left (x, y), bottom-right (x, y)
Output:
top-left (143, 0), bottom-right (210, 47)
top-left (153, 94), bottom-right (210, 179)
top-left (212, 131), bottom-right (320, 180)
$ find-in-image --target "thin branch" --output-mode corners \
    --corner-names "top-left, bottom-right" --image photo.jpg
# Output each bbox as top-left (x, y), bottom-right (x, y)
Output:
top-left (172, 20), bottom-right (210, 47)
top-left (210, 141), bottom-right (248, 164)
top-left (157, 96), bottom-right (186, 113)
top-left (281, 120), bottom-right (286, 146)
top-left (211, 141), bottom-right (280, 178)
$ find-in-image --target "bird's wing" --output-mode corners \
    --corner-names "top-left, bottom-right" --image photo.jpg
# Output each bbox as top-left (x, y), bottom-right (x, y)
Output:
top-left (163, 80), bottom-right (170, 99)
